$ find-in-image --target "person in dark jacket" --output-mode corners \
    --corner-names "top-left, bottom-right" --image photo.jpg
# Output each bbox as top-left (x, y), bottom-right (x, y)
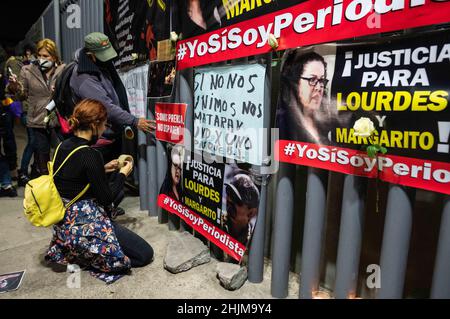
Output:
top-left (0, 71), bottom-right (17, 197)
top-left (46, 99), bottom-right (153, 283)
top-left (70, 32), bottom-right (155, 163)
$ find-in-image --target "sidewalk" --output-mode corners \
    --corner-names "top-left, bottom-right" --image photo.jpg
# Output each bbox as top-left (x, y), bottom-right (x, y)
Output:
top-left (0, 128), bottom-right (300, 299)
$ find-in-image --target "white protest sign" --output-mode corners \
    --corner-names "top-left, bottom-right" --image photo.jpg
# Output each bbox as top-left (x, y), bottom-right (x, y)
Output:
top-left (194, 64), bottom-right (266, 165)
top-left (119, 64), bottom-right (148, 118)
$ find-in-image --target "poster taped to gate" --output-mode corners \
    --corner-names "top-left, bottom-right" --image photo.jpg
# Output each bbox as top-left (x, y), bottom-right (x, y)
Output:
top-left (193, 63), bottom-right (266, 165)
top-left (176, 0), bottom-right (450, 70)
top-left (276, 30), bottom-right (450, 195)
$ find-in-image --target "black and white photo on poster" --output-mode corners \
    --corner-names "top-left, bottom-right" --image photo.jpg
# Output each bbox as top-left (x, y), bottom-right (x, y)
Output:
top-left (0, 270), bottom-right (25, 294)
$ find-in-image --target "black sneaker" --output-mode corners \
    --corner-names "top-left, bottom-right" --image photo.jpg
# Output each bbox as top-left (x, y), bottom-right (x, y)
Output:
top-left (111, 207), bottom-right (125, 220)
top-left (0, 186), bottom-right (18, 197)
top-left (18, 173), bottom-right (30, 187)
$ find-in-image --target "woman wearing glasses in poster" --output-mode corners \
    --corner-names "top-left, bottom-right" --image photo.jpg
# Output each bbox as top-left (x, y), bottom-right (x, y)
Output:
top-left (277, 50), bottom-right (333, 146)
top-left (159, 145), bottom-right (183, 202)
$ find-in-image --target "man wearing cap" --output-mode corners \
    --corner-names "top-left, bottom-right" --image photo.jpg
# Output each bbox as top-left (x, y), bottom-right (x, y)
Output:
top-left (70, 32), bottom-right (155, 162)
top-left (223, 173), bottom-right (260, 249)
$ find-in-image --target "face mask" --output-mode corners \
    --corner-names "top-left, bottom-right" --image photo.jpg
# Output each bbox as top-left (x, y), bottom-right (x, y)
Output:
top-left (38, 58), bottom-right (54, 71)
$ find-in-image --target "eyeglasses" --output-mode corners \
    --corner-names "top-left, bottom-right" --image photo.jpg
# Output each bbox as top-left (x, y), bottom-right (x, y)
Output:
top-left (300, 76), bottom-right (329, 88)
top-left (172, 163), bottom-right (182, 171)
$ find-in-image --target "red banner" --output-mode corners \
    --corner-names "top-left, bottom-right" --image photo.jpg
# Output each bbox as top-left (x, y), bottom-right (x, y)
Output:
top-left (277, 140), bottom-right (450, 195)
top-left (176, 0), bottom-right (450, 70)
top-left (158, 194), bottom-right (246, 262)
top-left (155, 103), bottom-right (187, 144)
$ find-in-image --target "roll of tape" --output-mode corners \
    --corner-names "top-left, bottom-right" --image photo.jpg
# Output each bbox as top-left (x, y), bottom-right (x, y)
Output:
top-left (118, 154), bottom-right (134, 168)
top-left (124, 126), bottom-right (135, 140)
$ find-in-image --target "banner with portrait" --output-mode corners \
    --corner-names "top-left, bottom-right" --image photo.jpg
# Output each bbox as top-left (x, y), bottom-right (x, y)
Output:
top-left (104, 0), bottom-right (170, 69)
top-left (276, 30), bottom-right (450, 195)
top-left (193, 63), bottom-right (266, 165)
top-left (158, 150), bottom-right (261, 262)
top-left (148, 60), bottom-right (176, 97)
top-left (179, 0), bottom-right (301, 39)
top-left (176, 0), bottom-right (450, 70)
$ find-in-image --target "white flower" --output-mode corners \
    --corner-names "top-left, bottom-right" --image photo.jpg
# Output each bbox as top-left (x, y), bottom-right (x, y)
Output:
top-left (131, 53), bottom-right (138, 60)
top-left (170, 31), bottom-right (178, 42)
top-left (268, 34), bottom-right (279, 50)
top-left (353, 117), bottom-right (375, 138)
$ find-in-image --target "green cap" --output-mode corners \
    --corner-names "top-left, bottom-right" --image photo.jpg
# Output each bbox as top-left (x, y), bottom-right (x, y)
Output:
top-left (84, 32), bottom-right (117, 62)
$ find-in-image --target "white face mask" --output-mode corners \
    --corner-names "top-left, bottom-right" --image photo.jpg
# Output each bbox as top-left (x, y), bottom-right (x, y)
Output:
top-left (38, 58), bottom-right (54, 71)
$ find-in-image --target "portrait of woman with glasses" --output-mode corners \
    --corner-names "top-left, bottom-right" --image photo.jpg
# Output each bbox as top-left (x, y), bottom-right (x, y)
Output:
top-left (276, 49), bottom-right (334, 145)
top-left (159, 145), bottom-right (184, 202)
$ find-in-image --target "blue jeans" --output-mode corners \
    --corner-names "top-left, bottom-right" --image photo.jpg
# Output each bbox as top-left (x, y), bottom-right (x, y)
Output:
top-left (19, 113), bottom-right (37, 174)
top-left (0, 157), bottom-right (12, 188)
top-left (0, 110), bottom-right (18, 170)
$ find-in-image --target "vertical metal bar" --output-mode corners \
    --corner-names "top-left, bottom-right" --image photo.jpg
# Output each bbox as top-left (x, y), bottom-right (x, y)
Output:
top-left (53, 0), bottom-right (61, 53)
top-left (431, 197), bottom-right (450, 299)
top-left (334, 175), bottom-right (367, 299)
top-left (271, 163), bottom-right (295, 298)
top-left (147, 99), bottom-right (158, 217)
top-left (300, 168), bottom-right (328, 299)
top-left (249, 53), bottom-right (272, 283)
top-left (377, 185), bottom-right (415, 299)
top-left (138, 130), bottom-right (148, 211)
top-left (179, 68), bottom-right (194, 232)
top-left (157, 96), bottom-right (169, 224)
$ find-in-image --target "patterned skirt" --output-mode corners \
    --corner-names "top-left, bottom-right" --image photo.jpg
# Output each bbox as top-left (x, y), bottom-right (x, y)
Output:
top-left (45, 199), bottom-right (131, 284)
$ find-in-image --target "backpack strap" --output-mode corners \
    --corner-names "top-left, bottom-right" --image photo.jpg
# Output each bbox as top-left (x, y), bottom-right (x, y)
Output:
top-left (65, 183), bottom-right (90, 209)
top-left (53, 144), bottom-right (90, 177)
top-left (51, 143), bottom-right (91, 208)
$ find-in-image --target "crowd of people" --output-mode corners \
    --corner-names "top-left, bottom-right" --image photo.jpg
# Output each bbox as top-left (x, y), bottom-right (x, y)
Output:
top-left (0, 32), bottom-right (156, 282)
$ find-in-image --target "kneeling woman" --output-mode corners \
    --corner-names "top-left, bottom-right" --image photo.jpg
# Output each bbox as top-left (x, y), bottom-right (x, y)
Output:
top-left (46, 99), bottom-right (153, 283)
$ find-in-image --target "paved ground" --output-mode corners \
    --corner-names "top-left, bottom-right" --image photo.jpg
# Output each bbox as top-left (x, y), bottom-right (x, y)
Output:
top-left (0, 126), bottom-right (300, 299)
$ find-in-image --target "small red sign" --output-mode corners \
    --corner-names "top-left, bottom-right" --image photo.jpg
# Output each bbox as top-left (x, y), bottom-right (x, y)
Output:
top-left (155, 103), bottom-right (187, 144)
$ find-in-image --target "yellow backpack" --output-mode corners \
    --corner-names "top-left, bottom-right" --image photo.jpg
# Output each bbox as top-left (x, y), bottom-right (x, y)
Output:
top-left (23, 143), bottom-right (90, 227)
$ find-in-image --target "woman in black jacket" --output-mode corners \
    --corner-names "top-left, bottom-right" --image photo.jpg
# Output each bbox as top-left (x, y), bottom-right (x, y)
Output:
top-left (45, 99), bottom-right (153, 283)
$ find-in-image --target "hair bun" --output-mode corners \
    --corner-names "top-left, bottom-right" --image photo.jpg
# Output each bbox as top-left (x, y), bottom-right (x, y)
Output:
top-left (68, 117), bottom-right (80, 129)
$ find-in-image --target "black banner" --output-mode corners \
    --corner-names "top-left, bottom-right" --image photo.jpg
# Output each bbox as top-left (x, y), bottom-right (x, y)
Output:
top-left (104, 0), bottom-right (170, 68)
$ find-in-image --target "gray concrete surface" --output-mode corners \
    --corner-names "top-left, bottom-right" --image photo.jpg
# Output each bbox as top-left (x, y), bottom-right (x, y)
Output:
top-left (0, 126), bottom-right (300, 299)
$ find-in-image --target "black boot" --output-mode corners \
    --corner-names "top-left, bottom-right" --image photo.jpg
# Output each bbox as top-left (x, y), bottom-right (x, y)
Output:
top-left (35, 152), bottom-right (50, 176)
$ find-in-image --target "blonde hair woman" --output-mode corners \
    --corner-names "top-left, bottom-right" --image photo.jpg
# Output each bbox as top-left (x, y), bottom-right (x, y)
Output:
top-left (13, 38), bottom-right (65, 175)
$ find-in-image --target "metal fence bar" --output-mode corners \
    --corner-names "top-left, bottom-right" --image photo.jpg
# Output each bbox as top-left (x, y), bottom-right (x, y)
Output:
top-left (430, 197), bottom-right (450, 299)
top-left (299, 168), bottom-right (328, 299)
top-left (147, 100), bottom-right (158, 217)
top-left (377, 185), bottom-right (415, 299)
top-left (271, 163), bottom-right (295, 298)
top-left (249, 54), bottom-right (272, 283)
top-left (334, 175), bottom-right (367, 299)
top-left (157, 133), bottom-right (168, 224)
top-left (179, 68), bottom-right (194, 232)
top-left (138, 131), bottom-right (148, 211)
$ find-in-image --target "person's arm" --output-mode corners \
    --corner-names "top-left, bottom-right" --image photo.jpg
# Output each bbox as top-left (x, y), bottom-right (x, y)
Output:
top-left (82, 149), bottom-right (120, 208)
top-left (77, 77), bottom-right (138, 127)
top-left (15, 67), bottom-right (28, 101)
